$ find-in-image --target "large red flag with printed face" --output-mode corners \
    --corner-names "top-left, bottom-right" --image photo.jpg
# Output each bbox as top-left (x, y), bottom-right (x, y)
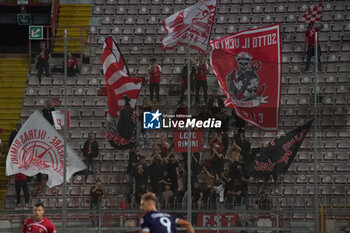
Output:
top-left (210, 24), bottom-right (282, 131)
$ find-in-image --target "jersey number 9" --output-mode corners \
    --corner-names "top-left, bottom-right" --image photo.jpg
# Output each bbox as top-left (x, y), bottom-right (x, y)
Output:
top-left (160, 217), bottom-right (171, 233)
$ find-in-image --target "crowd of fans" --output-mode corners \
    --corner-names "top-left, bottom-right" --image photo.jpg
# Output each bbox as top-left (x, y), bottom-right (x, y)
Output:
top-left (127, 123), bottom-right (265, 210)
top-left (124, 54), bottom-right (274, 210)
top-left (8, 48), bottom-right (276, 211)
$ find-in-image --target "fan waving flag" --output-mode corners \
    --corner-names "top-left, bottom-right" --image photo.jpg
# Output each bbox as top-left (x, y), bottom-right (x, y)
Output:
top-left (210, 24), bottom-right (282, 131)
top-left (161, 0), bottom-right (217, 53)
top-left (247, 119), bottom-right (313, 179)
top-left (102, 37), bottom-right (142, 149)
top-left (6, 111), bottom-right (86, 188)
top-left (303, 3), bottom-right (322, 23)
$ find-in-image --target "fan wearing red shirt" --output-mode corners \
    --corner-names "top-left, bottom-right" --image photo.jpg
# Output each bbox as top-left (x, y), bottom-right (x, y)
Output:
top-left (15, 173), bottom-right (29, 205)
top-left (304, 22), bottom-right (323, 72)
top-left (22, 203), bottom-right (56, 233)
top-left (65, 51), bottom-right (79, 77)
top-left (148, 58), bottom-right (162, 104)
top-left (195, 55), bottom-right (209, 104)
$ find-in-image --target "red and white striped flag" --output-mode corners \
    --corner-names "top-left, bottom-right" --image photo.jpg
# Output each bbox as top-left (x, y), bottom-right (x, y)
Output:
top-left (161, 0), bottom-right (217, 53)
top-left (303, 3), bottom-right (322, 23)
top-left (102, 37), bottom-right (142, 149)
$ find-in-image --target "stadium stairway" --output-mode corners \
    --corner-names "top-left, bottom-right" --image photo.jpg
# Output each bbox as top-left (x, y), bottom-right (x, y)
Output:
top-left (54, 3), bottom-right (92, 53)
top-left (0, 55), bottom-right (28, 210)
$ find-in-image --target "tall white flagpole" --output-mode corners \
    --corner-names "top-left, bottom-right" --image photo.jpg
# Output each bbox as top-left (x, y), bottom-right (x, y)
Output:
top-left (313, 31), bottom-right (319, 233)
top-left (62, 29), bottom-right (68, 233)
top-left (186, 35), bottom-right (192, 224)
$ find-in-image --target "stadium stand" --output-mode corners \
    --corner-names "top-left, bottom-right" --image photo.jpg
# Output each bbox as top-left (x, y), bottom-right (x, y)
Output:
top-left (0, 0), bottom-right (349, 231)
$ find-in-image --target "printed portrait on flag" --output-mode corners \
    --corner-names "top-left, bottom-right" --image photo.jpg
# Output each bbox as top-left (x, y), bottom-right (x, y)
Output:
top-left (102, 37), bottom-right (142, 150)
top-left (210, 24), bottom-right (281, 131)
top-left (161, 0), bottom-right (217, 53)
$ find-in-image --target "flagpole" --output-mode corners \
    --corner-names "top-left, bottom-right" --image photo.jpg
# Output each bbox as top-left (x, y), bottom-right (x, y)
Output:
top-left (313, 31), bottom-right (319, 233)
top-left (186, 35), bottom-right (192, 224)
top-left (62, 29), bottom-right (68, 233)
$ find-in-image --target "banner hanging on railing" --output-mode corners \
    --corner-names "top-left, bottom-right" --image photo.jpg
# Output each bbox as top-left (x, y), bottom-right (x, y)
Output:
top-left (51, 110), bottom-right (70, 130)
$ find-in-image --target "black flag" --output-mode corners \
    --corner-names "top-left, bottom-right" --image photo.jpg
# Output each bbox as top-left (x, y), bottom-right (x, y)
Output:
top-left (247, 119), bottom-right (313, 179)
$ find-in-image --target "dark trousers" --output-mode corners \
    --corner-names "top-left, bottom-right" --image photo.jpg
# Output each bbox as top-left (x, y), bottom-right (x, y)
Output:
top-left (37, 59), bottom-right (50, 81)
top-left (195, 80), bottom-right (208, 104)
top-left (306, 45), bottom-right (321, 70)
top-left (15, 180), bottom-right (29, 204)
top-left (149, 83), bottom-right (160, 102)
top-left (90, 203), bottom-right (100, 227)
top-left (179, 84), bottom-right (195, 103)
top-left (68, 67), bottom-right (78, 77)
top-left (150, 181), bottom-right (162, 198)
top-left (85, 157), bottom-right (95, 176)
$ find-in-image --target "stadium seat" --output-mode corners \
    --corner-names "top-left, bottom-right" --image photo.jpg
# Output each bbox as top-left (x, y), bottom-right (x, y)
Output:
top-left (334, 187), bottom-right (346, 196)
top-left (93, 6), bottom-right (103, 15)
top-left (334, 175), bottom-right (347, 184)
top-left (297, 163), bottom-right (310, 172)
top-left (116, 152), bottom-right (128, 161)
top-left (283, 175), bottom-right (295, 184)
top-left (296, 175), bottom-right (308, 184)
top-left (294, 198), bottom-right (305, 208)
top-left (280, 198), bottom-right (294, 208)
top-left (111, 175), bottom-right (123, 184)
top-left (85, 175), bottom-right (96, 184)
top-left (284, 186), bottom-right (296, 196)
top-left (323, 163), bottom-right (335, 172)
top-left (102, 153), bottom-right (114, 161)
top-left (70, 187), bottom-right (82, 196)
top-left (112, 164), bottom-right (125, 172)
top-left (335, 163), bottom-right (348, 172)
top-left (296, 186), bottom-right (308, 196)
top-left (292, 213), bottom-right (305, 220)
top-left (100, 163), bottom-right (113, 173)
top-left (322, 175), bottom-right (334, 184)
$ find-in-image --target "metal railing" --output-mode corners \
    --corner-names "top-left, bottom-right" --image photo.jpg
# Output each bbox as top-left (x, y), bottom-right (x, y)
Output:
top-left (29, 26), bottom-right (92, 70)
top-left (0, 202), bottom-right (316, 233)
